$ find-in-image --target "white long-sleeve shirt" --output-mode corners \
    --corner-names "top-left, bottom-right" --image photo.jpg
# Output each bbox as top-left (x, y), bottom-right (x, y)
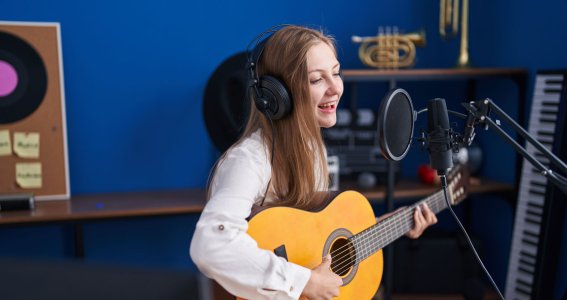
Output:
top-left (190, 130), bottom-right (312, 299)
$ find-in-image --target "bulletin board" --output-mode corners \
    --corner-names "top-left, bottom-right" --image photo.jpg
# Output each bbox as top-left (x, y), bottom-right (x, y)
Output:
top-left (0, 21), bottom-right (69, 200)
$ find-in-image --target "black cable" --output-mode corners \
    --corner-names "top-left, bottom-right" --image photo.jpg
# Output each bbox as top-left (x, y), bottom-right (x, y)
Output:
top-left (439, 175), bottom-right (505, 300)
top-left (259, 115), bottom-right (276, 207)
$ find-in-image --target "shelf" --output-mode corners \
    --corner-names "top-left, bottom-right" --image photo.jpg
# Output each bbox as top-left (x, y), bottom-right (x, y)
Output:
top-left (341, 68), bottom-right (527, 82)
top-left (341, 177), bottom-right (513, 201)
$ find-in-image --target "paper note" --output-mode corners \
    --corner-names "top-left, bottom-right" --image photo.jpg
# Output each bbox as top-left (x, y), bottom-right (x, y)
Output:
top-left (0, 129), bottom-right (11, 156)
top-left (14, 132), bottom-right (40, 158)
top-left (16, 162), bottom-right (42, 189)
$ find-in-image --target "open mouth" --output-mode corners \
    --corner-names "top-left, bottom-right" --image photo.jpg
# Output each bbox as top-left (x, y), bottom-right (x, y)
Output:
top-left (318, 102), bottom-right (336, 110)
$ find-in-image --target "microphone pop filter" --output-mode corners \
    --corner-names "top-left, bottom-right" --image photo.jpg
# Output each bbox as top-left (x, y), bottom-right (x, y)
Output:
top-left (377, 88), bottom-right (415, 161)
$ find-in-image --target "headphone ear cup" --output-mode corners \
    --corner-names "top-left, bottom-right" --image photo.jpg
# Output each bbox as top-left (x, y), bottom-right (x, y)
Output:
top-left (257, 75), bottom-right (293, 120)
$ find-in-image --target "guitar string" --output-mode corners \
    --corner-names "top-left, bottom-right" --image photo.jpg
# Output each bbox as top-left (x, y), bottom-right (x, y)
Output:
top-left (330, 192), bottom-right (449, 276)
top-left (331, 193), bottom-right (447, 275)
top-left (299, 171), bottom-right (460, 271)
top-left (302, 193), bottom-right (441, 271)
top-left (330, 195), bottom-right (440, 274)
top-left (330, 171), bottom-right (461, 270)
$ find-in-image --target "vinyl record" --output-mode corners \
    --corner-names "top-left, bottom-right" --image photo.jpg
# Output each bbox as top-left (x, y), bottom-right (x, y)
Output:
top-left (0, 30), bottom-right (47, 124)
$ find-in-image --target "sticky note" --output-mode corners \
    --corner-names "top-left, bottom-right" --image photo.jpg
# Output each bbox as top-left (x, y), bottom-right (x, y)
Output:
top-left (0, 129), bottom-right (11, 156)
top-left (14, 132), bottom-right (40, 158)
top-left (16, 162), bottom-right (42, 189)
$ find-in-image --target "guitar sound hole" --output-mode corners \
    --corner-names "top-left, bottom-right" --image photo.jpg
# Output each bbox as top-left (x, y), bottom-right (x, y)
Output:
top-left (329, 238), bottom-right (356, 276)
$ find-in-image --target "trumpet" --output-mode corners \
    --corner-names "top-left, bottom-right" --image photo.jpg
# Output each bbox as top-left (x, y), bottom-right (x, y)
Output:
top-left (440, 0), bottom-right (470, 67)
top-left (352, 28), bottom-right (426, 69)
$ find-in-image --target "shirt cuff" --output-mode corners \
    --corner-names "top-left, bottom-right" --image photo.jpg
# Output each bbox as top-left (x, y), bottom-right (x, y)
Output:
top-left (286, 263), bottom-right (311, 299)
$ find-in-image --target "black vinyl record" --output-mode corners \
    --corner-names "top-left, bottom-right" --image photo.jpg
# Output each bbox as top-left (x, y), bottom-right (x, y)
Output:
top-left (0, 30), bottom-right (47, 124)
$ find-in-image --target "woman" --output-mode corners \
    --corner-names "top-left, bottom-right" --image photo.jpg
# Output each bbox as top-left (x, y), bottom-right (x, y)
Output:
top-left (190, 25), bottom-right (437, 300)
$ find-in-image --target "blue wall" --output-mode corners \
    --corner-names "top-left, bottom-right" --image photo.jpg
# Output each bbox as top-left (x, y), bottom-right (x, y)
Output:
top-left (2, 0), bottom-right (567, 298)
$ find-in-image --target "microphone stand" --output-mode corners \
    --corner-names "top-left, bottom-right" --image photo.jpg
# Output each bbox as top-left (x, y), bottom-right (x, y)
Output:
top-left (462, 99), bottom-right (567, 195)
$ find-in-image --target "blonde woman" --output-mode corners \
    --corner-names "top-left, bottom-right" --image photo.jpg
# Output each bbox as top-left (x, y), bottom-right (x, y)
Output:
top-left (190, 25), bottom-right (437, 300)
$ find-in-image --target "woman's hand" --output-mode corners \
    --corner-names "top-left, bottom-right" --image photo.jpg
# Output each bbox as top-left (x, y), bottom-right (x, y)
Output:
top-left (406, 202), bottom-right (437, 239)
top-left (377, 203), bottom-right (437, 239)
top-left (302, 254), bottom-right (343, 299)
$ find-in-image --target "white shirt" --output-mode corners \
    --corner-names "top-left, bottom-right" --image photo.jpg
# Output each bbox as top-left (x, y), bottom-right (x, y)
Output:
top-left (190, 130), bottom-right (312, 299)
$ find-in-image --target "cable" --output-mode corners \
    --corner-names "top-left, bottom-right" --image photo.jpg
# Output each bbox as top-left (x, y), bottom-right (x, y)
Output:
top-left (439, 175), bottom-right (505, 300)
top-left (259, 115), bottom-right (276, 207)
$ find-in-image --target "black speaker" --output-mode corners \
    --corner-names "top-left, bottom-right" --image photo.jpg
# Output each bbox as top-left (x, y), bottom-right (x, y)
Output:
top-left (246, 25), bottom-right (293, 120)
top-left (0, 193), bottom-right (35, 211)
top-left (393, 233), bottom-right (486, 299)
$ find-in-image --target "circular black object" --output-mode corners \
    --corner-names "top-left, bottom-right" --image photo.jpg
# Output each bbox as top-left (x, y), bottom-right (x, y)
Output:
top-left (0, 31), bottom-right (48, 124)
top-left (377, 88), bottom-right (415, 161)
top-left (203, 52), bottom-right (250, 152)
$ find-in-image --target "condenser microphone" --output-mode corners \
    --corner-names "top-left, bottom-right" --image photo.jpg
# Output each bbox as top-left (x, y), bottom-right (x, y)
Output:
top-left (426, 98), bottom-right (453, 176)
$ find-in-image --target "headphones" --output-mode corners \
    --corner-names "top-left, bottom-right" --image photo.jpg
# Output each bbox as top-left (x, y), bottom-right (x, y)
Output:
top-left (246, 25), bottom-right (293, 121)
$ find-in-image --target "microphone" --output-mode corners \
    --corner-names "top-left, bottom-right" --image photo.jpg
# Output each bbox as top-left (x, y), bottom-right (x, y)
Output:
top-left (425, 98), bottom-right (453, 176)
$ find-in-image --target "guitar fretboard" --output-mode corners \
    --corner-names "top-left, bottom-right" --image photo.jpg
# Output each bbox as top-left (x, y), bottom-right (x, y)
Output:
top-left (350, 188), bottom-right (449, 263)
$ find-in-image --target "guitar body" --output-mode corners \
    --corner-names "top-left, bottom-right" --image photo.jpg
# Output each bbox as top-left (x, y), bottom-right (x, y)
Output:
top-left (241, 191), bottom-right (383, 300)
top-left (231, 165), bottom-right (470, 299)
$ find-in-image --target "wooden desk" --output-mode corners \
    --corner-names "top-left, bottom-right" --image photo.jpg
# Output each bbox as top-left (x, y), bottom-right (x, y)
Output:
top-left (0, 189), bottom-right (207, 257)
top-left (0, 180), bottom-right (510, 257)
top-left (0, 189), bottom-right (207, 225)
top-left (0, 179), bottom-right (510, 226)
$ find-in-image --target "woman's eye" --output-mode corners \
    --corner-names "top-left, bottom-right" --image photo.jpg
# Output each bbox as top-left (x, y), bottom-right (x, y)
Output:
top-left (310, 78), bottom-right (322, 84)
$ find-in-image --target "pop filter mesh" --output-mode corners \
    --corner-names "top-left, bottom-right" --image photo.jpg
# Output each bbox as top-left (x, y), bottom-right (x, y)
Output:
top-left (379, 89), bottom-right (414, 161)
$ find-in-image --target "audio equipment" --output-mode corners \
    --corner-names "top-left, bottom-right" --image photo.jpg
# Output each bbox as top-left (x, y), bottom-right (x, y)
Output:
top-left (376, 88), bottom-right (466, 169)
top-left (351, 28), bottom-right (425, 69)
top-left (426, 98), bottom-right (454, 175)
top-left (504, 70), bottom-right (567, 300)
top-left (376, 88), bottom-right (415, 161)
top-left (246, 25), bottom-right (292, 120)
top-left (323, 108), bottom-right (398, 188)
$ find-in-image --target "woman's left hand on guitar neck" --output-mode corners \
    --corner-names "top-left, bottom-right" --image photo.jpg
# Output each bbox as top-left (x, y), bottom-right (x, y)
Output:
top-left (377, 202), bottom-right (438, 239)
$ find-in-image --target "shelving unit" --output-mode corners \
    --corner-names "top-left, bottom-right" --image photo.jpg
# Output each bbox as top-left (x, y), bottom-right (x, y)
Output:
top-left (340, 67), bottom-right (528, 300)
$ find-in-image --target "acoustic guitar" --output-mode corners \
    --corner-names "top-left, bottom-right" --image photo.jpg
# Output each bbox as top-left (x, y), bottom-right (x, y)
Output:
top-left (235, 166), bottom-right (469, 299)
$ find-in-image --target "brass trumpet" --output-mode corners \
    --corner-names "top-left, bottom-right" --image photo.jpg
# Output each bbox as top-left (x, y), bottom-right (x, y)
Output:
top-left (440, 0), bottom-right (470, 67)
top-left (352, 28), bottom-right (426, 69)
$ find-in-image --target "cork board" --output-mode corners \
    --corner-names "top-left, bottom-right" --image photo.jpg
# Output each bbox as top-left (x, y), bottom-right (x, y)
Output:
top-left (0, 21), bottom-right (69, 200)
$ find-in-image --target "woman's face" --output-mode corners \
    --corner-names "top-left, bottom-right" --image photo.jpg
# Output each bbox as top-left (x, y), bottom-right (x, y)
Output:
top-left (306, 42), bottom-right (343, 128)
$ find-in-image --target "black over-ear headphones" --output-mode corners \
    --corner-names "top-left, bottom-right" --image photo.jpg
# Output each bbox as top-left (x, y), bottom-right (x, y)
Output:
top-left (246, 24), bottom-right (293, 121)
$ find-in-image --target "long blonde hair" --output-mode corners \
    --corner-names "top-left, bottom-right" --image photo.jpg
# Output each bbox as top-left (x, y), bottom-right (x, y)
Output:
top-left (212, 25), bottom-right (337, 209)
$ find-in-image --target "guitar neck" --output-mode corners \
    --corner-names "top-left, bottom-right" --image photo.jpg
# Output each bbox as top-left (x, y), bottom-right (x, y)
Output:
top-left (351, 189), bottom-right (449, 263)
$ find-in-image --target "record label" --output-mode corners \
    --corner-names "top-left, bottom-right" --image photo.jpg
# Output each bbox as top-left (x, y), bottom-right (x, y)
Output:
top-left (0, 31), bottom-right (47, 124)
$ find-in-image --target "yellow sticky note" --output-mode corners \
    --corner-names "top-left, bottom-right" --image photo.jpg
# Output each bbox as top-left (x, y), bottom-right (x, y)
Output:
top-left (16, 162), bottom-right (42, 189)
top-left (14, 132), bottom-right (40, 158)
top-left (0, 129), bottom-right (11, 156)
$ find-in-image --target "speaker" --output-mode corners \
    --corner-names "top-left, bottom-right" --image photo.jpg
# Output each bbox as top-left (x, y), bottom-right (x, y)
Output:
top-left (393, 233), bottom-right (485, 299)
top-left (246, 25), bottom-right (293, 120)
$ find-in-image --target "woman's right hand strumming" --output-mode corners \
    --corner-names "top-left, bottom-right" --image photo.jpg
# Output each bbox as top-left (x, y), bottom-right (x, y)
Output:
top-left (301, 254), bottom-right (343, 299)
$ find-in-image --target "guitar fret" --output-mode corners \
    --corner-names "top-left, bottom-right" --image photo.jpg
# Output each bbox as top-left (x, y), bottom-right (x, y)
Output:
top-left (351, 188), bottom-right (452, 263)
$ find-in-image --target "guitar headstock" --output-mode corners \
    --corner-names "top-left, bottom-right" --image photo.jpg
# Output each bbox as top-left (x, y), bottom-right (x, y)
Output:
top-left (447, 163), bottom-right (470, 205)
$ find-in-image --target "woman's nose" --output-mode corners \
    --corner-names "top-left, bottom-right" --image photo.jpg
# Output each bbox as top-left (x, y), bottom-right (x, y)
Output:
top-left (328, 77), bottom-right (343, 95)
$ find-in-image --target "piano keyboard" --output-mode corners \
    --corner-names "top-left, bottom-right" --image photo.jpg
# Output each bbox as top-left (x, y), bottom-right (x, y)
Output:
top-left (505, 73), bottom-right (565, 300)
